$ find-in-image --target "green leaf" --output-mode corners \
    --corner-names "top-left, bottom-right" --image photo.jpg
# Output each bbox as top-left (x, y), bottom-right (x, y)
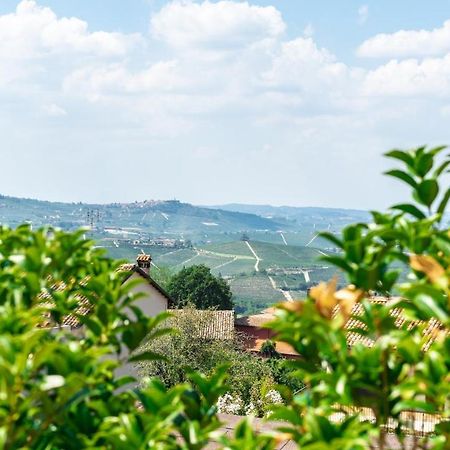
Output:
top-left (417, 179), bottom-right (439, 207)
top-left (428, 145), bottom-right (447, 157)
top-left (433, 158), bottom-right (450, 177)
top-left (437, 187), bottom-right (450, 215)
top-left (390, 203), bottom-right (426, 219)
top-left (384, 170), bottom-right (417, 188)
top-left (97, 302), bottom-right (108, 326)
top-left (397, 339), bottom-right (421, 363)
top-left (318, 232), bottom-right (343, 249)
top-left (392, 400), bottom-right (435, 414)
top-left (415, 153), bottom-right (434, 177)
top-left (77, 315), bottom-right (102, 336)
top-left (336, 374), bottom-right (347, 396)
top-left (384, 149), bottom-right (414, 168)
top-left (320, 255), bottom-right (353, 274)
top-left (414, 292), bottom-right (448, 322)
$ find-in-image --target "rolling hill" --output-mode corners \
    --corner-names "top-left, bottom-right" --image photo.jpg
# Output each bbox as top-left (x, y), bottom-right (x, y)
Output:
top-left (1, 194), bottom-right (352, 314)
top-left (210, 204), bottom-right (370, 227)
top-left (0, 195), bottom-right (287, 234)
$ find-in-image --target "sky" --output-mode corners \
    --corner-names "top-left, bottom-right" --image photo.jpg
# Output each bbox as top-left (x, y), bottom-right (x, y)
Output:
top-left (1, 0), bottom-right (450, 209)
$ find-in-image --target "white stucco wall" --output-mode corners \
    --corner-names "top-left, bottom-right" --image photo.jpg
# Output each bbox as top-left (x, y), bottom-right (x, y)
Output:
top-left (116, 272), bottom-right (169, 383)
top-left (124, 272), bottom-right (168, 317)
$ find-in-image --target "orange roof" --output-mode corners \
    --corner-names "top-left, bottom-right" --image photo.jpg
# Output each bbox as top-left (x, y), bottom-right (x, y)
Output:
top-left (169, 309), bottom-right (235, 340)
top-left (249, 338), bottom-right (298, 356)
top-left (236, 297), bottom-right (447, 353)
top-left (136, 253), bottom-right (152, 262)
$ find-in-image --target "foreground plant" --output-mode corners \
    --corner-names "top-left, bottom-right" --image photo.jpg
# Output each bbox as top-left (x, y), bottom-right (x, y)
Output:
top-left (0, 227), bottom-right (262, 449)
top-left (268, 145), bottom-right (449, 449)
top-left (0, 145), bottom-right (448, 449)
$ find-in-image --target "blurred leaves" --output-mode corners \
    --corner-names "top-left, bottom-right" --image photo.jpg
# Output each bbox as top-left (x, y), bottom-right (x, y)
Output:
top-left (1, 144), bottom-right (449, 449)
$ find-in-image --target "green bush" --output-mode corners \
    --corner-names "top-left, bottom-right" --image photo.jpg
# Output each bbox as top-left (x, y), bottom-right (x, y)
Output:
top-left (268, 145), bottom-right (450, 449)
top-left (167, 264), bottom-right (233, 309)
top-left (137, 307), bottom-right (293, 415)
top-left (0, 227), bottom-right (272, 448)
top-left (0, 145), bottom-right (448, 449)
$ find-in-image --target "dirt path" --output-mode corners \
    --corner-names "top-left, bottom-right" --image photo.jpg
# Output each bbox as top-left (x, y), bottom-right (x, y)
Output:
top-left (282, 290), bottom-right (294, 301)
top-left (197, 249), bottom-right (254, 260)
top-left (158, 248), bottom-right (184, 259)
top-left (301, 269), bottom-right (311, 283)
top-left (245, 241), bottom-right (261, 272)
top-left (305, 233), bottom-right (319, 247)
top-left (279, 232), bottom-right (288, 246)
top-left (177, 250), bottom-right (199, 267)
top-left (268, 275), bottom-right (293, 302)
top-left (268, 275), bottom-right (277, 289)
top-left (212, 257), bottom-right (237, 270)
top-left (150, 261), bottom-right (160, 270)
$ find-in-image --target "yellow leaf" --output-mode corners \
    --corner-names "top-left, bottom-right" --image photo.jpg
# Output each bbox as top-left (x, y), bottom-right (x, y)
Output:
top-left (277, 301), bottom-right (304, 313)
top-left (310, 277), bottom-right (338, 319)
top-left (274, 432), bottom-right (294, 444)
top-left (335, 285), bottom-right (365, 322)
top-left (410, 254), bottom-right (445, 284)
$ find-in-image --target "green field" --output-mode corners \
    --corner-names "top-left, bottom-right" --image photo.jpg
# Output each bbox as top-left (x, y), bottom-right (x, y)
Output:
top-left (249, 241), bottom-right (320, 270)
top-left (230, 274), bottom-right (282, 315)
top-left (102, 238), bottom-right (340, 314)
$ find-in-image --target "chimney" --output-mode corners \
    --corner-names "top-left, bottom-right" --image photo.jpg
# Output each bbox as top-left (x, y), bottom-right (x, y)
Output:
top-left (136, 253), bottom-right (152, 275)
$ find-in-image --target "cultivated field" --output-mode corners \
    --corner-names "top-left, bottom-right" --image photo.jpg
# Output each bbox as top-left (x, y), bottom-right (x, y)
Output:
top-left (103, 237), bottom-right (344, 315)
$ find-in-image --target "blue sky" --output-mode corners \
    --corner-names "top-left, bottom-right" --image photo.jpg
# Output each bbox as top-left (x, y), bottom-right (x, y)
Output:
top-left (1, 0), bottom-right (450, 208)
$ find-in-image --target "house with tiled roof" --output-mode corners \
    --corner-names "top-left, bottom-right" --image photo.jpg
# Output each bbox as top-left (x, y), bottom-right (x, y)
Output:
top-left (170, 308), bottom-right (234, 340)
top-left (236, 298), bottom-right (447, 358)
top-left (120, 253), bottom-right (174, 319)
top-left (39, 253), bottom-right (174, 330)
top-left (235, 307), bottom-right (298, 358)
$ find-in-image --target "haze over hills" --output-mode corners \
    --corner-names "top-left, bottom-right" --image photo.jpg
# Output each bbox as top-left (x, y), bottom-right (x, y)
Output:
top-left (0, 194), bottom-right (369, 234)
top-left (0, 195), bottom-right (287, 234)
top-left (208, 204), bottom-right (370, 226)
top-left (0, 194), bottom-right (359, 314)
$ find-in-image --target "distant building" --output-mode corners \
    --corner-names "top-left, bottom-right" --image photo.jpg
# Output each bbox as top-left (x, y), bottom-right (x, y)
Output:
top-left (169, 309), bottom-right (235, 340)
top-left (235, 308), bottom-right (298, 358)
top-left (40, 253), bottom-right (173, 330)
top-left (235, 297), bottom-right (447, 358)
top-left (38, 253), bottom-right (174, 380)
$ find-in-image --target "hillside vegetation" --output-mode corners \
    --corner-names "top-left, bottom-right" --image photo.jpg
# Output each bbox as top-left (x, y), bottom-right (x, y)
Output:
top-left (0, 195), bottom-right (358, 313)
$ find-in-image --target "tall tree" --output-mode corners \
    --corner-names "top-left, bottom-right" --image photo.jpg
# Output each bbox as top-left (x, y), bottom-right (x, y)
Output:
top-left (167, 264), bottom-right (233, 310)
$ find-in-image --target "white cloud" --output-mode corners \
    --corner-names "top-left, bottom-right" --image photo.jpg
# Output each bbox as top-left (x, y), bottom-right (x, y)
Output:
top-left (261, 37), bottom-right (362, 111)
top-left (363, 54), bottom-right (450, 96)
top-left (357, 5), bottom-right (369, 25)
top-left (63, 61), bottom-right (182, 99)
top-left (42, 103), bottom-right (67, 117)
top-left (358, 19), bottom-right (450, 58)
top-left (0, 1), bottom-right (140, 59)
top-left (150, 0), bottom-right (285, 50)
top-left (1, 0), bottom-right (450, 208)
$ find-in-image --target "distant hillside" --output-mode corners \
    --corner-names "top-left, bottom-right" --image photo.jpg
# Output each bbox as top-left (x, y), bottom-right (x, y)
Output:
top-left (0, 195), bottom-right (287, 234)
top-left (105, 238), bottom-right (342, 315)
top-left (209, 204), bottom-right (370, 227)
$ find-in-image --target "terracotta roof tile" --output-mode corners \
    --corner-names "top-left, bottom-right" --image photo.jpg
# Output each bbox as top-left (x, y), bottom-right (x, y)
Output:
top-left (136, 253), bottom-right (152, 262)
top-left (248, 338), bottom-right (298, 356)
top-left (170, 309), bottom-right (234, 340)
top-left (236, 297), bottom-right (448, 352)
top-left (37, 263), bottom-right (173, 329)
